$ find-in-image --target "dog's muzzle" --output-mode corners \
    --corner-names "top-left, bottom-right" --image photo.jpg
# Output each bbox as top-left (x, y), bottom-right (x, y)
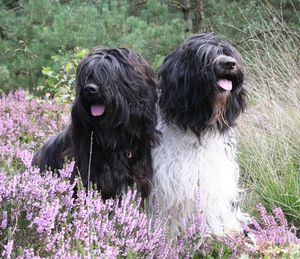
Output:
top-left (217, 56), bottom-right (236, 71)
top-left (83, 83), bottom-right (106, 117)
top-left (84, 83), bottom-right (99, 95)
top-left (213, 55), bottom-right (241, 91)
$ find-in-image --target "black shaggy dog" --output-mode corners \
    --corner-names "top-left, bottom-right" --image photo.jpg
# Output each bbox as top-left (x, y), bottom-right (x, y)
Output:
top-left (150, 33), bottom-right (248, 234)
top-left (32, 47), bottom-right (158, 200)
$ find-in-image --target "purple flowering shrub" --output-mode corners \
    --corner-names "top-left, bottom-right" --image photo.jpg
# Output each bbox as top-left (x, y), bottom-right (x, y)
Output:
top-left (0, 161), bottom-right (168, 258)
top-left (175, 210), bottom-right (210, 258)
top-left (0, 90), bottom-right (68, 173)
top-left (0, 162), bottom-right (76, 258)
top-left (218, 204), bottom-right (300, 258)
top-left (0, 91), bottom-right (299, 258)
top-left (0, 92), bottom-right (209, 257)
top-left (0, 159), bottom-right (207, 258)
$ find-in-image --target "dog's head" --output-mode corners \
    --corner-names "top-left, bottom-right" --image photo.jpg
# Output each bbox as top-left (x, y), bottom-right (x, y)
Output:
top-left (158, 33), bottom-right (247, 135)
top-left (73, 47), bottom-right (158, 131)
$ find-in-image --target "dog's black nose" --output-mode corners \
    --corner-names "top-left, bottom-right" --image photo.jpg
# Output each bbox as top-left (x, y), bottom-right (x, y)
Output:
top-left (219, 56), bottom-right (236, 70)
top-left (84, 83), bottom-right (99, 94)
top-left (224, 61), bottom-right (236, 70)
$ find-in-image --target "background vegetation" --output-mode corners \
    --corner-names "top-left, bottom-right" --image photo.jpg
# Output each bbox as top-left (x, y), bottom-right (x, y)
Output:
top-left (0, 0), bottom-right (299, 257)
top-left (0, 0), bottom-right (299, 94)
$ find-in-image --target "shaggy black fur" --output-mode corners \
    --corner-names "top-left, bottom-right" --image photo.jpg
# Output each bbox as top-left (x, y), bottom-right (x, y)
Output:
top-left (32, 47), bottom-right (158, 200)
top-left (158, 32), bottom-right (247, 136)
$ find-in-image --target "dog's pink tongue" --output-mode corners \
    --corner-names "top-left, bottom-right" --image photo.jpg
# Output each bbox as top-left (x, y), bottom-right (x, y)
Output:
top-left (217, 79), bottom-right (232, 91)
top-left (91, 104), bottom-right (105, 117)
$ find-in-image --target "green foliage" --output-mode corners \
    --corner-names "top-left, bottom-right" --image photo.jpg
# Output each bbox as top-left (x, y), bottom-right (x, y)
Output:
top-left (40, 48), bottom-right (88, 102)
top-left (0, 0), bottom-right (298, 95)
top-left (238, 20), bottom-right (300, 227)
top-left (200, 239), bottom-right (233, 259)
top-left (0, 64), bottom-right (11, 93)
top-left (0, 0), bottom-right (186, 94)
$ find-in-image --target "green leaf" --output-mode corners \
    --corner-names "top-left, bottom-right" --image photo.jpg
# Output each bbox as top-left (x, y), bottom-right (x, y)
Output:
top-left (42, 67), bottom-right (52, 76)
top-left (65, 62), bottom-right (72, 73)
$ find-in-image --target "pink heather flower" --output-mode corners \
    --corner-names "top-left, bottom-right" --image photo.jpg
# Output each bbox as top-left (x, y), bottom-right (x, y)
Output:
top-left (58, 161), bottom-right (75, 178)
top-left (273, 207), bottom-right (288, 228)
top-left (33, 201), bottom-right (60, 233)
top-left (220, 204), bottom-right (300, 257)
top-left (103, 245), bottom-right (119, 258)
top-left (1, 210), bottom-right (8, 229)
top-left (15, 149), bottom-right (33, 168)
top-left (3, 91), bottom-right (299, 258)
top-left (171, 209), bottom-right (209, 258)
top-left (0, 171), bottom-right (7, 202)
top-left (17, 248), bottom-right (36, 259)
top-left (26, 212), bottom-right (33, 221)
top-left (2, 239), bottom-right (14, 259)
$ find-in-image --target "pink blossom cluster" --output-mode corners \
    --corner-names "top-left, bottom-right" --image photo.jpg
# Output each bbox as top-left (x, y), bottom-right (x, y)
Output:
top-left (0, 91), bottom-right (208, 257)
top-left (175, 209), bottom-right (209, 258)
top-left (219, 204), bottom-right (300, 258)
top-left (0, 161), bottom-right (161, 258)
top-left (0, 91), bottom-right (299, 258)
top-left (0, 159), bottom-right (209, 258)
top-left (0, 90), bottom-right (68, 170)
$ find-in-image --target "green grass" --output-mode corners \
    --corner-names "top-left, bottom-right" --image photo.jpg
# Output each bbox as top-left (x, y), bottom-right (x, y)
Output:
top-left (237, 7), bottom-right (300, 227)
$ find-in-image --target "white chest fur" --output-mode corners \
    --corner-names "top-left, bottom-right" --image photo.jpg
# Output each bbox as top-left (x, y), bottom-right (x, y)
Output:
top-left (150, 120), bottom-right (243, 234)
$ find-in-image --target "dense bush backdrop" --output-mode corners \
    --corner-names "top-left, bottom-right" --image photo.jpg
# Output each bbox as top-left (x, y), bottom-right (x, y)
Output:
top-left (0, 0), bottom-right (299, 94)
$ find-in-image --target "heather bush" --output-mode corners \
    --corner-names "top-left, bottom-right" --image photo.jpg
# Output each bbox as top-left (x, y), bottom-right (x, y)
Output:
top-left (0, 91), bottom-right (299, 258)
top-left (0, 90), bottom-right (69, 173)
top-left (0, 161), bottom-right (165, 258)
top-left (0, 152), bottom-right (207, 257)
top-left (219, 204), bottom-right (300, 258)
top-left (0, 91), bottom-right (208, 257)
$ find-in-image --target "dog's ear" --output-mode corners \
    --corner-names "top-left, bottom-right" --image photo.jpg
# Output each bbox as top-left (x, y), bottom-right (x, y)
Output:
top-left (158, 51), bottom-right (214, 135)
top-left (125, 83), bottom-right (158, 143)
top-left (114, 48), bottom-right (158, 137)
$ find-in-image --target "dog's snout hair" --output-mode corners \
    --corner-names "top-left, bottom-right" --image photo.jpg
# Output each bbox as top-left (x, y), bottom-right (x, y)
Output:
top-left (84, 83), bottom-right (99, 95)
top-left (215, 55), bottom-right (237, 70)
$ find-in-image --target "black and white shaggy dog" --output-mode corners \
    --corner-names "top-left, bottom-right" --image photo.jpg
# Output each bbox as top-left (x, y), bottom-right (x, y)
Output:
top-left (150, 33), bottom-right (248, 234)
top-left (32, 47), bottom-right (158, 200)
